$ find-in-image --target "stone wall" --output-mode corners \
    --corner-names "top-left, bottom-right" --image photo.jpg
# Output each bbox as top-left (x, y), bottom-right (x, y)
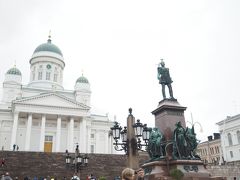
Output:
top-left (0, 151), bottom-right (149, 179)
top-left (207, 162), bottom-right (240, 180)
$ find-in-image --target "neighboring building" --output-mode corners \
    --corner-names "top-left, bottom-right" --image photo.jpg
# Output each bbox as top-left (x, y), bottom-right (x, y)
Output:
top-left (196, 133), bottom-right (221, 165)
top-left (216, 115), bottom-right (240, 162)
top-left (0, 36), bottom-right (114, 154)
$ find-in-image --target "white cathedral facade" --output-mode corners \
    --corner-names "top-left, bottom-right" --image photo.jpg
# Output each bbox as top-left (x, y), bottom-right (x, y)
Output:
top-left (0, 36), bottom-right (114, 154)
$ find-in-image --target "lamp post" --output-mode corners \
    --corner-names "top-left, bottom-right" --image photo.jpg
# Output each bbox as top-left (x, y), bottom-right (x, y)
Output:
top-left (65, 145), bottom-right (89, 176)
top-left (110, 108), bottom-right (151, 169)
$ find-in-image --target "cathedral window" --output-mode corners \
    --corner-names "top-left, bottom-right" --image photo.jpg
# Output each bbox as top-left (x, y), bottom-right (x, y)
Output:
top-left (32, 72), bottom-right (35, 80)
top-left (38, 72), bottom-right (42, 80)
top-left (54, 73), bottom-right (58, 82)
top-left (230, 151), bottom-right (233, 158)
top-left (45, 135), bottom-right (53, 142)
top-left (228, 133), bottom-right (233, 146)
top-left (237, 130), bottom-right (240, 144)
top-left (46, 72), bottom-right (51, 80)
top-left (90, 145), bottom-right (94, 153)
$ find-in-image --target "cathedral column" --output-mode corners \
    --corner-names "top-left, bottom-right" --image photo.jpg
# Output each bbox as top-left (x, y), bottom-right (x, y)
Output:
top-left (10, 111), bottom-right (19, 150)
top-left (68, 117), bottom-right (74, 152)
top-left (109, 133), bottom-right (113, 153)
top-left (105, 130), bottom-right (109, 154)
top-left (25, 113), bottom-right (32, 151)
top-left (40, 114), bottom-right (46, 151)
top-left (96, 130), bottom-right (100, 153)
top-left (56, 115), bottom-right (61, 152)
top-left (87, 126), bottom-right (91, 153)
top-left (79, 118), bottom-right (87, 153)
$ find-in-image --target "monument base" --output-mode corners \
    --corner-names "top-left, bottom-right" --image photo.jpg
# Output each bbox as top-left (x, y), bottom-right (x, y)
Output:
top-left (152, 99), bottom-right (187, 141)
top-left (142, 159), bottom-right (220, 180)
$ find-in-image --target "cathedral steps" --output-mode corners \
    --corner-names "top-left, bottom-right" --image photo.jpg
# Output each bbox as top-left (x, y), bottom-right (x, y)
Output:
top-left (0, 151), bottom-right (149, 179)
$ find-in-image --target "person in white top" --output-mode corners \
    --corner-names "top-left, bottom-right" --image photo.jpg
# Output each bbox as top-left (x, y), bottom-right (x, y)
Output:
top-left (71, 173), bottom-right (80, 180)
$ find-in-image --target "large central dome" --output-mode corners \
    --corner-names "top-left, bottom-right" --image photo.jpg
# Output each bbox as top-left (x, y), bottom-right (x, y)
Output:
top-left (33, 38), bottom-right (63, 56)
top-left (29, 36), bottom-right (65, 90)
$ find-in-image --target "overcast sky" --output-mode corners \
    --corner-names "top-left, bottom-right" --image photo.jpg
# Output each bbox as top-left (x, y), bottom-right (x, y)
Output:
top-left (0, 0), bottom-right (240, 142)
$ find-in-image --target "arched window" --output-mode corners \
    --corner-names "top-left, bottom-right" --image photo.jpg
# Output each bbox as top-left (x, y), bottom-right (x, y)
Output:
top-left (46, 72), bottom-right (50, 80)
top-left (237, 131), bottom-right (240, 144)
top-left (228, 133), bottom-right (233, 146)
top-left (38, 71), bottom-right (42, 80)
top-left (32, 72), bottom-right (35, 80)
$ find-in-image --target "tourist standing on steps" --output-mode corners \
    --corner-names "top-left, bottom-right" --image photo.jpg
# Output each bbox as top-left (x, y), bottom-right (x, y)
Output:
top-left (3, 172), bottom-right (12, 180)
top-left (71, 173), bottom-right (80, 180)
top-left (1, 175), bottom-right (5, 180)
top-left (13, 144), bottom-right (16, 151)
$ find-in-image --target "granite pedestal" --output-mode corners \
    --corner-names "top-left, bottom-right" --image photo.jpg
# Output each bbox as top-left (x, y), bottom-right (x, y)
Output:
top-left (142, 99), bottom-right (213, 179)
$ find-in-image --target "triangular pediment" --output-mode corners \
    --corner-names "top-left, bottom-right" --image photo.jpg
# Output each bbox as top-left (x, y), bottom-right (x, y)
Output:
top-left (13, 92), bottom-right (89, 110)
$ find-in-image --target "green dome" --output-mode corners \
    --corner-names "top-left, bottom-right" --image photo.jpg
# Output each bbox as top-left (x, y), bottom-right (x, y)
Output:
top-left (33, 39), bottom-right (63, 56)
top-left (76, 76), bottom-right (89, 84)
top-left (6, 67), bottom-right (22, 76)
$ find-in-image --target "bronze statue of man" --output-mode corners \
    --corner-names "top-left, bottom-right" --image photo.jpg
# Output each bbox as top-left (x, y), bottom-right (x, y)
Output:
top-left (157, 59), bottom-right (174, 99)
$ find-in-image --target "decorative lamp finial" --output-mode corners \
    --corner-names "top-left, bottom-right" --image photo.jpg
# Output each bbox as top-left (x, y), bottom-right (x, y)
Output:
top-left (129, 108), bottom-right (132, 115)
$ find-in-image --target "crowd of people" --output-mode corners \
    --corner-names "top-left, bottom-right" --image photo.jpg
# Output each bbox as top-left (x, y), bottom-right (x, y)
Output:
top-left (0, 167), bottom-right (145, 180)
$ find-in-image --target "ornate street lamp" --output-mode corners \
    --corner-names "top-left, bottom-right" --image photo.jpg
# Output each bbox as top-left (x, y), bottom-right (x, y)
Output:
top-left (65, 145), bottom-right (89, 174)
top-left (110, 109), bottom-right (151, 153)
top-left (110, 108), bottom-right (152, 169)
top-left (142, 124), bottom-right (151, 143)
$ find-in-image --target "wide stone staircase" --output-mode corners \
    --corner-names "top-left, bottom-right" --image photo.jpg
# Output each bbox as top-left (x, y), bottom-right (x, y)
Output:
top-left (0, 151), bottom-right (148, 179)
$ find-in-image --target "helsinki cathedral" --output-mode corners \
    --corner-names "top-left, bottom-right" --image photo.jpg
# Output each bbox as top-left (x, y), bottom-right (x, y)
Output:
top-left (0, 36), bottom-right (114, 154)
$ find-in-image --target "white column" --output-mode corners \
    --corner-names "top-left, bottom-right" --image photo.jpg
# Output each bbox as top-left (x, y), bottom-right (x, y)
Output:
top-left (87, 126), bottom-right (91, 153)
top-left (68, 117), bottom-right (74, 152)
top-left (56, 115), bottom-right (61, 152)
top-left (25, 113), bottom-right (32, 151)
top-left (96, 130), bottom-right (100, 153)
top-left (79, 118), bottom-right (87, 153)
top-left (105, 130), bottom-right (109, 154)
top-left (40, 114), bottom-right (46, 151)
top-left (10, 112), bottom-right (19, 150)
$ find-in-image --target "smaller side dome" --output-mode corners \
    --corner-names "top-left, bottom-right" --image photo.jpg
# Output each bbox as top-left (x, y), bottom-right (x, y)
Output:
top-left (76, 75), bottom-right (89, 84)
top-left (6, 67), bottom-right (22, 76)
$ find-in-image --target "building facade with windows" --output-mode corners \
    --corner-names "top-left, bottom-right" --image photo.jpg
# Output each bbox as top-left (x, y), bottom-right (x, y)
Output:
top-left (0, 36), bottom-right (114, 154)
top-left (216, 114), bottom-right (240, 162)
top-left (196, 133), bottom-right (221, 164)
